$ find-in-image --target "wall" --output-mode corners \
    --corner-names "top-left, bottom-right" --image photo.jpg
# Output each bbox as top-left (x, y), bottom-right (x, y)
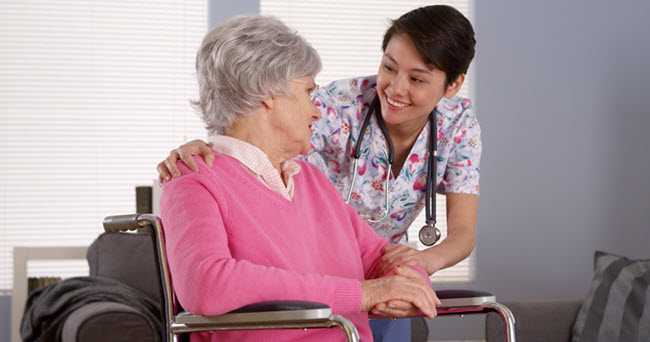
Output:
top-left (474, 0), bottom-right (650, 300)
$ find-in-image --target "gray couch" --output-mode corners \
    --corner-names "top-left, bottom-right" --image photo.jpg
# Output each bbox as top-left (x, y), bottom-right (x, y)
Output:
top-left (486, 299), bottom-right (583, 342)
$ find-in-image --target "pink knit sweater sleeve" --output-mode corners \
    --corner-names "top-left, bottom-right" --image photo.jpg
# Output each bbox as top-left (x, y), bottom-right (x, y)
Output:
top-left (160, 167), bottom-right (363, 317)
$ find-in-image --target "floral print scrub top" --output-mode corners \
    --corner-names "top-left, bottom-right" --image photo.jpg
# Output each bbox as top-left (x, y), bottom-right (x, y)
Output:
top-left (300, 75), bottom-right (481, 243)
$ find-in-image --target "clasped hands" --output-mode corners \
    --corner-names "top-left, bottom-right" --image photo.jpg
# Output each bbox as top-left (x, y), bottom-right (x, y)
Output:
top-left (362, 245), bottom-right (440, 319)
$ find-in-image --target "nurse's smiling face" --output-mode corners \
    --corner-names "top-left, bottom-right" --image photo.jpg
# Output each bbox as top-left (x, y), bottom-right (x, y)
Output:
top-left (376, 34), bottom-right (463, 131)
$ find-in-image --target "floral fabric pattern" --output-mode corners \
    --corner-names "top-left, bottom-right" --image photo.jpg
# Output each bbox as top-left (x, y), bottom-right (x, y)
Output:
top-left (300, 75), bottom-right (481, 242)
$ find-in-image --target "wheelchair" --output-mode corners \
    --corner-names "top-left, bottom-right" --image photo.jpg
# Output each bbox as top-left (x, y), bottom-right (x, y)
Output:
top-left (101, 213), bottom-right (515, 342)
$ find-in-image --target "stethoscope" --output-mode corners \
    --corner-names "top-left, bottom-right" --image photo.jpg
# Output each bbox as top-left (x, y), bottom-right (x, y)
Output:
top-left (345, 95), bottom-right (442, 246)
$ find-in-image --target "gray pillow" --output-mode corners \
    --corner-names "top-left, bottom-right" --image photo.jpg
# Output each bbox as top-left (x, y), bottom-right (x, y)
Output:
top-left (571, 251), bottom-right (650, 342)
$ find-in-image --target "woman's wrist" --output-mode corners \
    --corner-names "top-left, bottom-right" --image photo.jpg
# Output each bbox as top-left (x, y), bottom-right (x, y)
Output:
top-left (360, 279), bottom-right (373, 312)
top-left (423, 247), bottom-right (446, 275)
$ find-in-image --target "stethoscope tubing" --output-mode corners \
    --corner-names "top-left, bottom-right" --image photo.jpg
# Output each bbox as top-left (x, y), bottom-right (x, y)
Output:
top-left (345, 94), bottom-right (441, 245)
top-left (420, 108), bottom-right (441, 246)
top-left (425, 108), bottom-right (437, 226)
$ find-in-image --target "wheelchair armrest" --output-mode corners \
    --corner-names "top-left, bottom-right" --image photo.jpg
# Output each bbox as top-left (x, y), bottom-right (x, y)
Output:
top-left (172, 300), bottom-right (359, 342)
top-left (230, 300), bottom-right (330, 313)
top-left (437, 289), bottom-right (496, 308)
top-left (368, 289), bottom-right (498, 320)
top-left (175, 300), bottom-right (333, 326)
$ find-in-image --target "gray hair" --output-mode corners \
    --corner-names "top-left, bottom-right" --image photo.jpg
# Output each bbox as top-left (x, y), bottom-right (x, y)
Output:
top-left (191, 15), bottom-right (322, 135)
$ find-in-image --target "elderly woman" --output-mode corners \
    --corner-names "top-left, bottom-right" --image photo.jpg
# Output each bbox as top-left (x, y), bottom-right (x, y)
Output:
top-left (160, 15), bottom-right (438, 342)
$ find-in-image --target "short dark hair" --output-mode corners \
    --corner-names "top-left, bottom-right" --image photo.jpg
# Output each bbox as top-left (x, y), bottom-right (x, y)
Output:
top-left (382, 5), bottom-right (476, 88)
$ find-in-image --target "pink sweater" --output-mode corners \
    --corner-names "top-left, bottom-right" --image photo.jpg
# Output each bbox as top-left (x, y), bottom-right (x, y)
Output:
top-left (160, 152), bottom-right (401, 341)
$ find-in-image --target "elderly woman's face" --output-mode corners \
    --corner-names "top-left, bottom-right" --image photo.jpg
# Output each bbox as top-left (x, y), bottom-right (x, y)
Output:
top-left (269, 76), bottom-right (321, 156)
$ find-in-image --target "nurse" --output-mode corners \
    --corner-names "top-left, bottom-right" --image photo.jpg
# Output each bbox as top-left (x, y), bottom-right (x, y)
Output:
top-left (158, 5), bottom-right (479, 341)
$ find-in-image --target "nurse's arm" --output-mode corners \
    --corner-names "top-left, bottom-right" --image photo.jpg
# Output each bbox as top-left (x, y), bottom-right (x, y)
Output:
top-left (378, 193), bottom-right (477, 275)
top-left (425, 193), bottom-right (478, 273)
top-left (156, 139), bottom-right (213, 182)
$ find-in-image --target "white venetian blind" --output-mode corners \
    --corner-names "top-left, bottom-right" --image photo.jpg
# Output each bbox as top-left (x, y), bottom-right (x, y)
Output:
top-left (261, 0), bottom-right (475, 283)
top-left (0, 0), bottom-right (207, 291)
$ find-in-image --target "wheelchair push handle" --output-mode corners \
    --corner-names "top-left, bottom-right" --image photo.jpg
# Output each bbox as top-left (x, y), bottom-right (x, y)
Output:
top-left (103, 213), bottom-right (154, 233)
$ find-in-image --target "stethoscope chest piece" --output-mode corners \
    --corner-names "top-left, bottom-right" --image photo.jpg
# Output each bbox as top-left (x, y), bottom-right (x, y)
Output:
top-left (419, 222), bottom-right (441, 246)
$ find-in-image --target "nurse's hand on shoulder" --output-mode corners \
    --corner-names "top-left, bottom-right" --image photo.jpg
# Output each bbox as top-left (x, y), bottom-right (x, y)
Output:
top-left (361, 266), bottom-right (440, 319)
top-left (377, 244), bottom-right (439, 276)
top-left (156, 139), bottom-right (213, 183)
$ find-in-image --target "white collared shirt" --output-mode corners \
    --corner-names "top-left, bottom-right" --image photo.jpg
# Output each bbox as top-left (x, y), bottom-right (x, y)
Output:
top-left (209, 135), bottom-right (301, 201)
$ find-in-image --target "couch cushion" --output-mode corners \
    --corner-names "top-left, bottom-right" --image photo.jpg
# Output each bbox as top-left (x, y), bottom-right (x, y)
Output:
top-left (571, 251), bottom-right (650, 341)
top-left (485, 299), bottom-right (582, 342)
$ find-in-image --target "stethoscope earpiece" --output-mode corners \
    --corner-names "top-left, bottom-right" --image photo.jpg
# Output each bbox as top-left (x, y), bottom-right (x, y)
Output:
top-left (419, 223), bottom-right (441, 246)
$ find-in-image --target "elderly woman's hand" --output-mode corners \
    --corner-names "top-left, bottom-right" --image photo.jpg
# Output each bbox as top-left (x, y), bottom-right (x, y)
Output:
top-left (361, 266), bottom-right (440, 319)
top-left (371, 299), bottom-right (418, 318)
top-left (157, 139), bottom-right (214, 183)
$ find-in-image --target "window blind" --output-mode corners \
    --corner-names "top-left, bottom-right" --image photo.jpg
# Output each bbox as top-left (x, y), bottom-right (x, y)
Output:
top-left (0, 0), bottom-right (207, 291)
top-left (261, 0), bottom-right (475, 283)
